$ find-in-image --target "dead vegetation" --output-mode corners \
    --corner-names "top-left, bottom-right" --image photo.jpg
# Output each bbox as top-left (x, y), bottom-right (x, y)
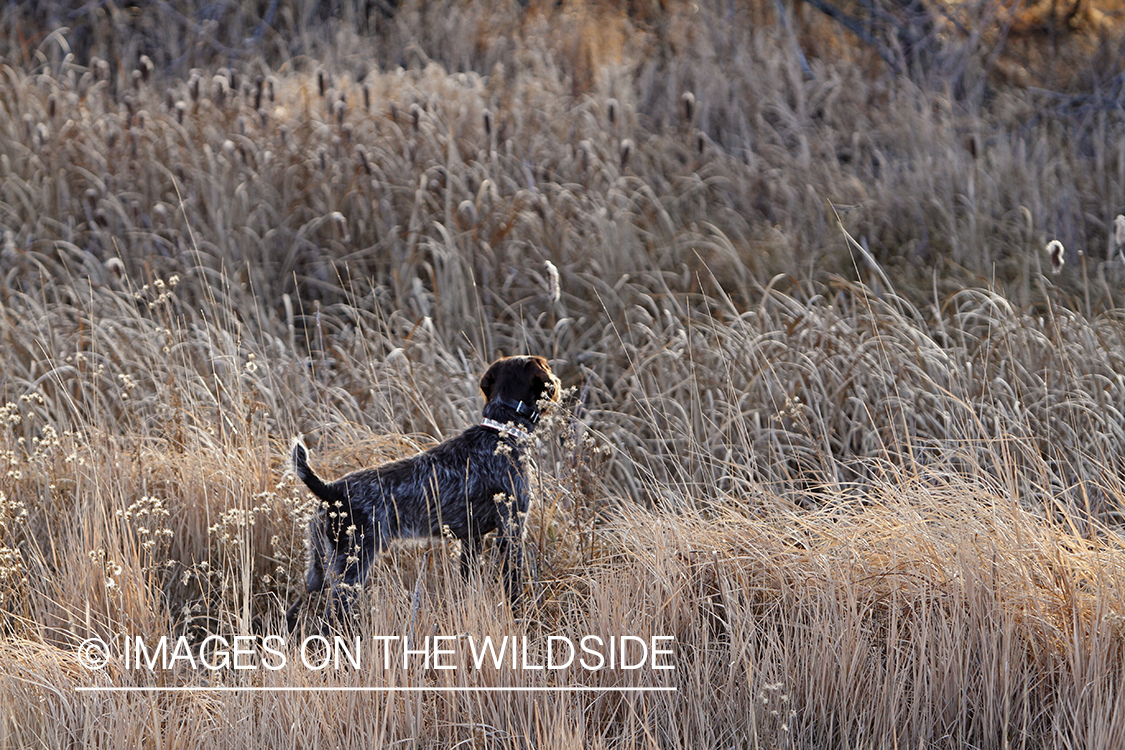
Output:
top-left (1, 0), bottom-right (1125, 747)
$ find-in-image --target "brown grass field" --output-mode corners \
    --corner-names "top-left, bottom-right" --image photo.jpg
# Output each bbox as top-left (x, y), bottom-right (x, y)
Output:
top-left (2, 0), bottom-right (1125, 746)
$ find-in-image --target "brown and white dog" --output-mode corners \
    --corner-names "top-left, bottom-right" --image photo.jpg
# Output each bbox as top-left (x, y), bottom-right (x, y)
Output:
top-left (288, 355), bottom-right (560, 630)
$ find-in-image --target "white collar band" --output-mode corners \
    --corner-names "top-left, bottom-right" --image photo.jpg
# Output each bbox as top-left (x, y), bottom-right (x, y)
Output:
top-left (481, 418), bottom-right (530, 441)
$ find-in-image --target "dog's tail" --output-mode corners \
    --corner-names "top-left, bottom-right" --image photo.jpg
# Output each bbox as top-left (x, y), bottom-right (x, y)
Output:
top-left (291, 438), bottom-right (344, 505)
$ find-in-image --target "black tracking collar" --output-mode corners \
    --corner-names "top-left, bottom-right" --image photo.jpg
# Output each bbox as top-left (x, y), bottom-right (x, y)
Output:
top-left (493, 396), bottom-right (540, 423)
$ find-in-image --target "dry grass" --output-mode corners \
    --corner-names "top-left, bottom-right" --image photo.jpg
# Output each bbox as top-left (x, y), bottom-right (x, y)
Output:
top-left (1, 0), bottom-right (1125, 747)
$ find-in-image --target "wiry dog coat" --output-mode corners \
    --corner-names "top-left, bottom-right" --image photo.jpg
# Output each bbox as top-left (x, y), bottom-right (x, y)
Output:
top-left (289, 355), bottom-right (559, 629)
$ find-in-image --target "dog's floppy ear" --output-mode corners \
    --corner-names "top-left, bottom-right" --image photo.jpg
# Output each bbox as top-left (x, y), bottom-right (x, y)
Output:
top-left (480, 358), bottom-right (502, 400)
top-left (527, 356), bottom-right (558, 400)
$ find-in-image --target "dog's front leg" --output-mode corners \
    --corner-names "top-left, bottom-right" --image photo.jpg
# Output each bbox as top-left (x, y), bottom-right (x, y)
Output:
top-left (494, 494), bottom-right (526, 604)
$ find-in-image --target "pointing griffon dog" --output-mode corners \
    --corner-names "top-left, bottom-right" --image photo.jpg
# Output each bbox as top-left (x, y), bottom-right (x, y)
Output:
top-left (287, 355), bottom-right (560, 630)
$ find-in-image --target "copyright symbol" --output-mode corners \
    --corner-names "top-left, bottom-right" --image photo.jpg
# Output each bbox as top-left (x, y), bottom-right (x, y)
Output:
top-left (77, 638), bottom-right (110, 670)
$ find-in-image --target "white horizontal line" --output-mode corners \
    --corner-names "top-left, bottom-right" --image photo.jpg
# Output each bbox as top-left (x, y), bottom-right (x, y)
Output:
top-left (76, 686), bottom-right (677, 693)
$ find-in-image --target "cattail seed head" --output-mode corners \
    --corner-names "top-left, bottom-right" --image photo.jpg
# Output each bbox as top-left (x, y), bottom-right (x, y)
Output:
top-left (212, 76), bottom-right (226, 107)
top-left (105, 256), bottom-right (125, 280)
top-left (607, 98), bottom-right (617, 126)
top-left (681, 91), bottom-right (695, 123)
top-left (317, 69), bottom-right (326, 97)
top-left (545, 260), bottom-right (560, 303)
top-left (619, 138), bottom-right (633, 170)
top-left (1045, 240), bottom-right (1065, 274)
top-left (483, 108), bottom-right (492, 138)
top-left (47, 94), bottom-right (56, 120)
top-left (578, 139), bottom-right (591, 171)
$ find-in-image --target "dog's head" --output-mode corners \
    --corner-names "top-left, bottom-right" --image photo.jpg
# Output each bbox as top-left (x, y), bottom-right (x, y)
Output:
top-left (479, 356), bottom-right (560, 422)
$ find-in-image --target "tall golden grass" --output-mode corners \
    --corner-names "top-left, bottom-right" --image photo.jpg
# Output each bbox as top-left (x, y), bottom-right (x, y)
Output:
top-left (1, 0), bottom-right (1125, 746)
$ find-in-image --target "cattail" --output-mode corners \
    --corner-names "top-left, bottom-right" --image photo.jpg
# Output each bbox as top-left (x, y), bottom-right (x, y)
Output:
top-left (606, 98), bottom-right (617, 127)
top-left (545, 260), bottom-right (560, 303)
top-left (317, 69), bottom-right (326, 98)
top-left (483, 108), bottom-right (492, 138)
top-left (362, 84), bottom-right (370, 112)
top-left (139, 55), bottom-right (153, 82)
top-left (212, 76), bottom-right (226, 107)
top-left (1045, 240), bottom-right (1065, 275)
top-left (174, 101), bottom-right (186, 124)
top-left (619, 138), bottom-right (633, 170)
top-left (105, 256), bottom-right (125, 281)
top-left (254, 75), bottom-right (264, 110)
top-left (47, 94), bottom-right (56, 120)
top-left (681, 91), bottom-right (695, 123)
top-left (1115, 215), bottom-right (1125, 247)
